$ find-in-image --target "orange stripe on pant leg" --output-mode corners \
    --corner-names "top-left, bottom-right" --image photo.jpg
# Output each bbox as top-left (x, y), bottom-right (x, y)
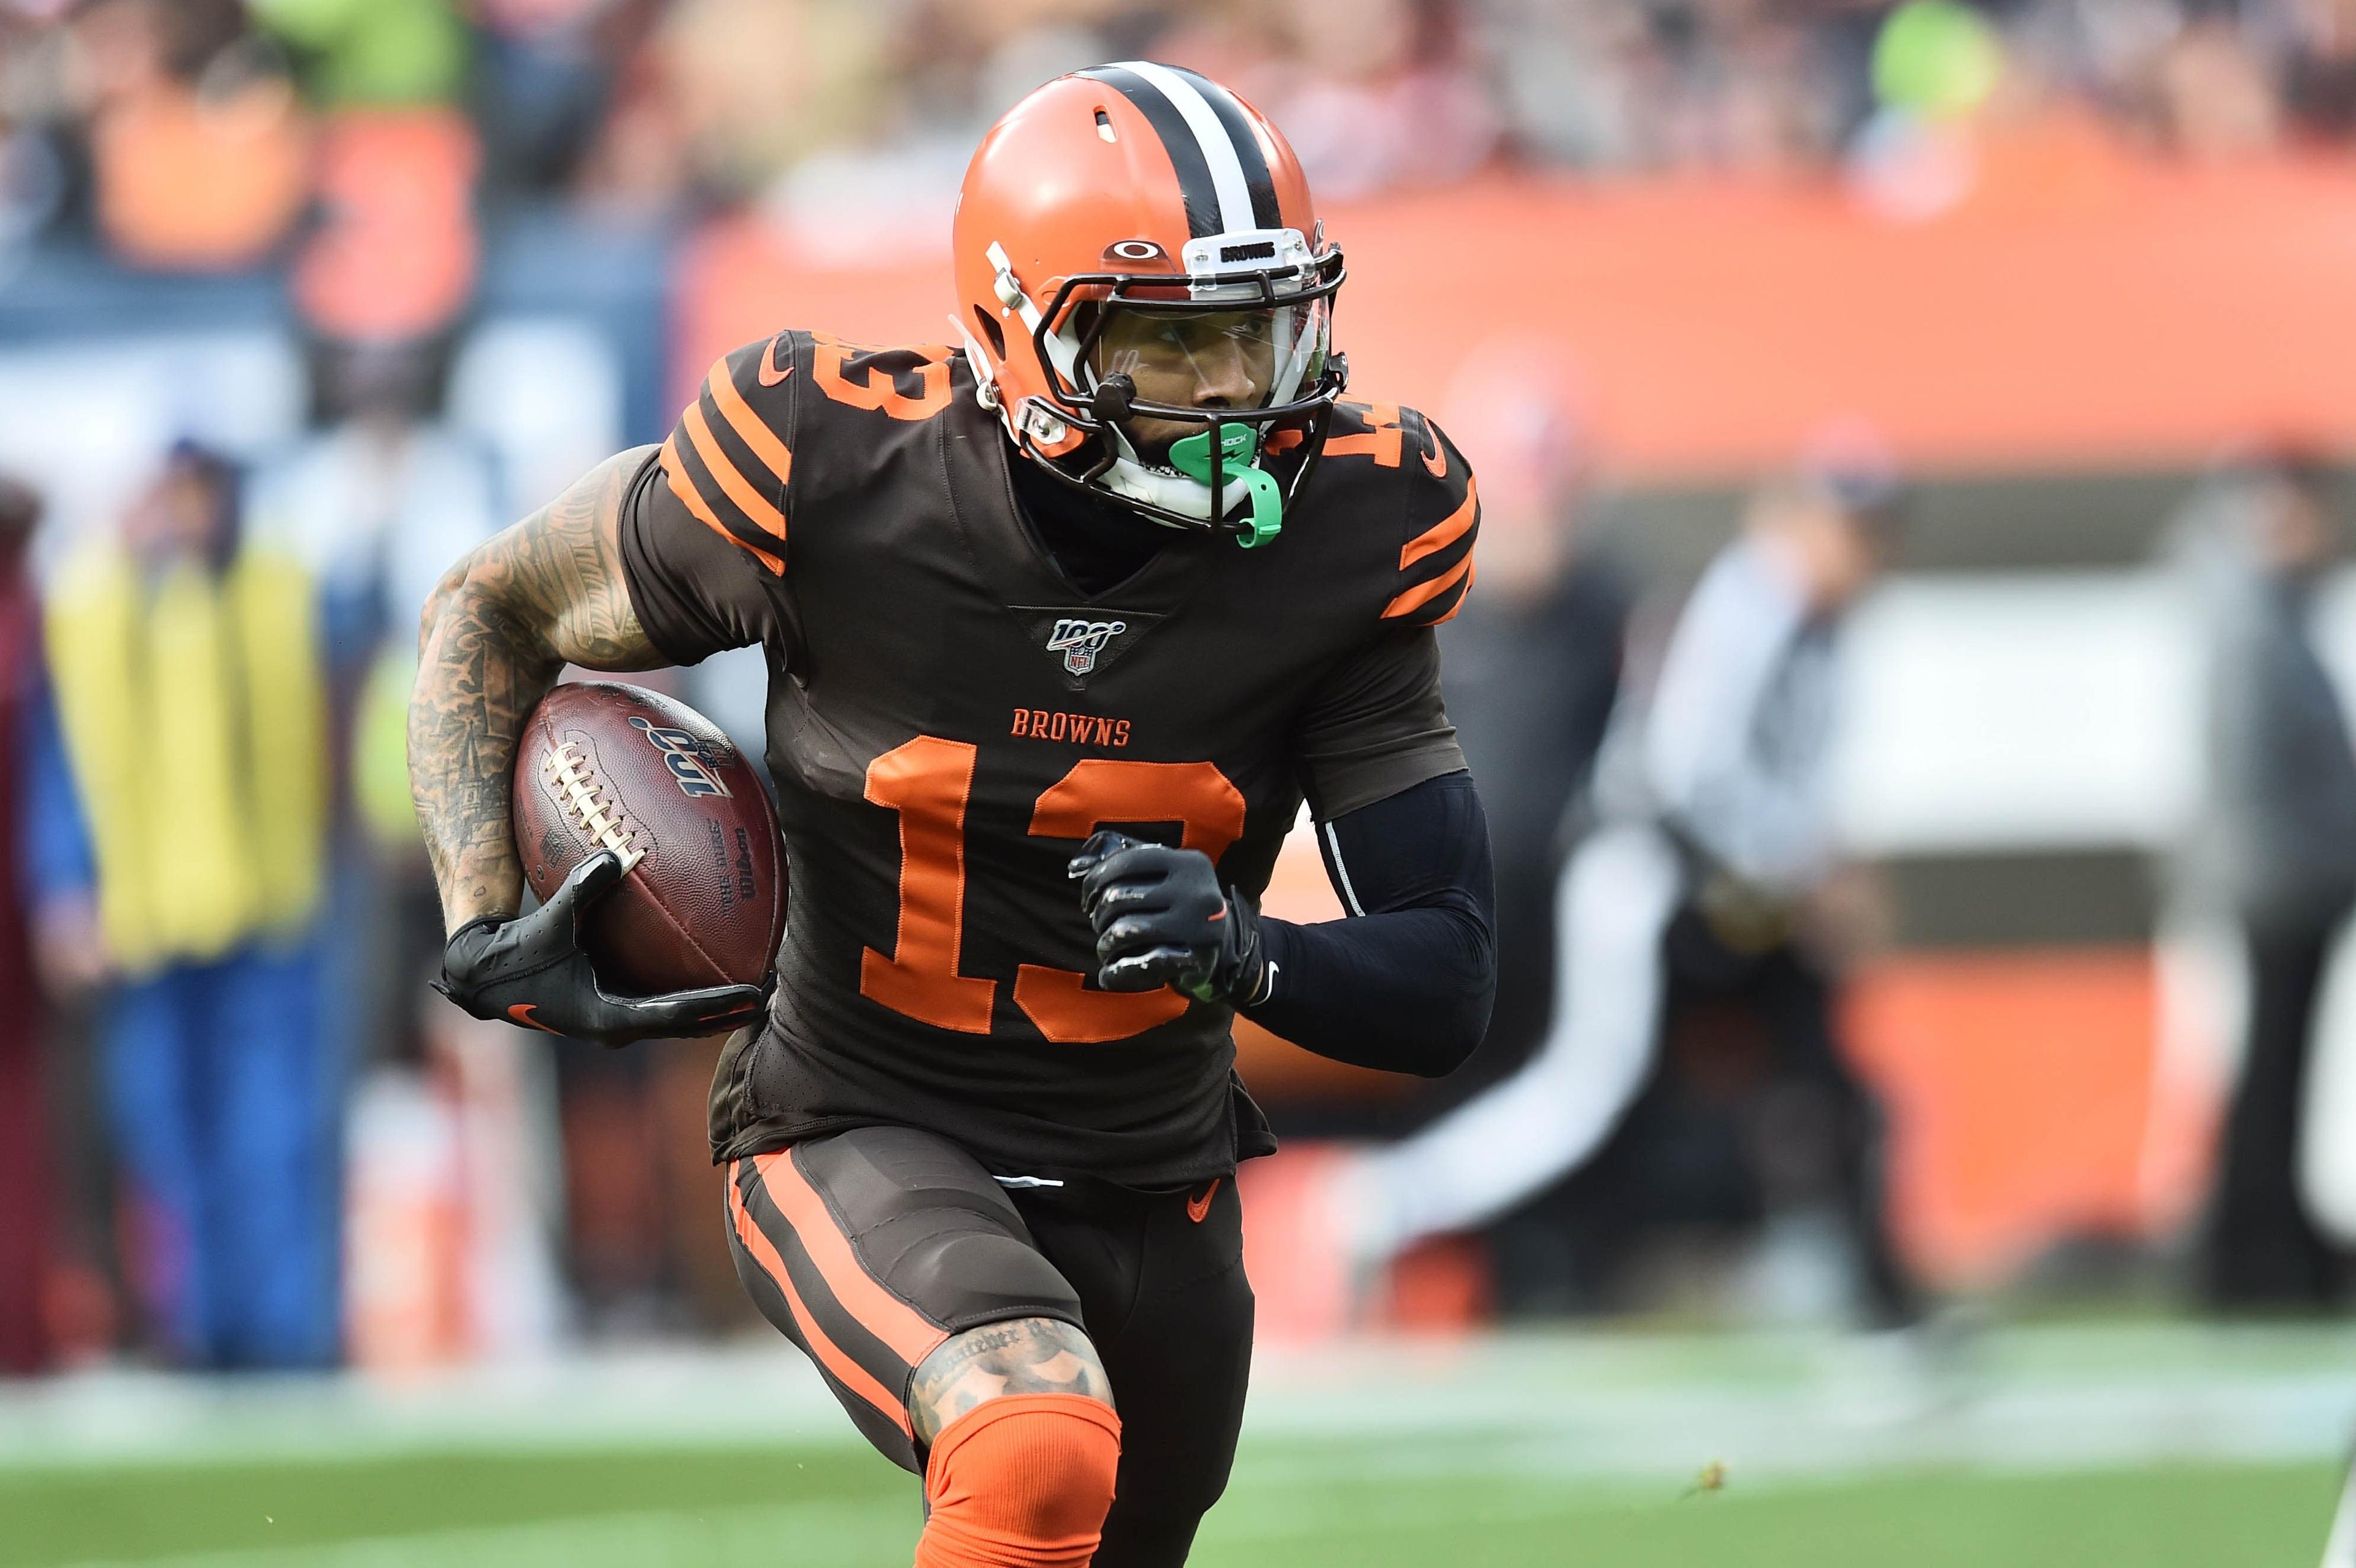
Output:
top-left (754, 1149), bottom-right (950, 1369)
top-left (728, 1172), bottom-right (912, 1439)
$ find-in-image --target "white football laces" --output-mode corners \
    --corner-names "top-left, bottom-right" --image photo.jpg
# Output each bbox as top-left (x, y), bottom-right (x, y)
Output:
top-left (543, 742), bottom-right (644, 873)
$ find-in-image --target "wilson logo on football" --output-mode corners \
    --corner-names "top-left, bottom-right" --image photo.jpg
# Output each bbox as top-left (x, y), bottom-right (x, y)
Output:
top-left (1046, 618), bottom-right (1127, 676)
top-left (629, 716), bottom-right (734, 799)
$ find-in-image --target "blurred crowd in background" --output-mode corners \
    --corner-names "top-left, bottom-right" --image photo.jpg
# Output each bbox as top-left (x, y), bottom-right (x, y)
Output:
top-left (0, 0), bottom-right (2350, 1380)
top-left (13, 0), bottom-right (2356, 267)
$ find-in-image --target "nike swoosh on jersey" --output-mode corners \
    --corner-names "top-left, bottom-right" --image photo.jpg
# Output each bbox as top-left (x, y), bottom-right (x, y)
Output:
top-left (758, 338), bottom-right (793, 386)
top-left (1186, 1178), bottom-right (1221, 1223)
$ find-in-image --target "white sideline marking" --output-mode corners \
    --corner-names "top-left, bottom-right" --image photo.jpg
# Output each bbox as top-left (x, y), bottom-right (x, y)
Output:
top-left (3, 1324), bottom-right (2354, 1485)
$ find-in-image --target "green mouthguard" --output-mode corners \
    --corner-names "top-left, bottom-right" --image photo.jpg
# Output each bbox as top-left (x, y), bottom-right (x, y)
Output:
top-left (1168, 426), bottom-right (1282, 548)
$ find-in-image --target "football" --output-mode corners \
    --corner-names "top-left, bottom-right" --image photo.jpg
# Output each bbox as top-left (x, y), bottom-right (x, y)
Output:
top-left (512, 682), bottom-right (785, 996)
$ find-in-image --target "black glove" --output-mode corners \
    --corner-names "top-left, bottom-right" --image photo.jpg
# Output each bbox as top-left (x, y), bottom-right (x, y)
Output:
top-left (434, 850), bottom-right (769, 1047)
top-left (1067, 830), bottom-right (1270, 1005)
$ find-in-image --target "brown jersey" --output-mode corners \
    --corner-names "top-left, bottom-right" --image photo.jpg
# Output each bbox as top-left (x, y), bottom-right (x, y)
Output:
top-left (620, 331), bottom-right (1478, 1188)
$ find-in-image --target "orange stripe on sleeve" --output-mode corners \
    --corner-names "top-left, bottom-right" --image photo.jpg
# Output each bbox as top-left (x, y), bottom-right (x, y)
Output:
top-left (1399, 477), bottom-right (1477, 571)
top-left (756, 1150), bottom-right (949, 1369)
top-left (729, 1174), bottom-right (913, 1438)
top-left (682, 399), bottom-right (788, 543)
top-left (706, 356), bottom-right (794, 490)
top-left (1428, 555), bottom-right (1476, 623)
top-left (1382, 550), bottom-right (1474, 621)
top-left (662, 435), bottom-right (784, 575)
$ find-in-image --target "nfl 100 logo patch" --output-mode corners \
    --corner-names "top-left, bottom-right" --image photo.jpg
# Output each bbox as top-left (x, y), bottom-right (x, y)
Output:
top-left (1017, 605), bottom-right (1161, 686)
top-left (629, 715), bottom-right (734, 799)
top-left (1045, 617), bottom-right (1128, 676)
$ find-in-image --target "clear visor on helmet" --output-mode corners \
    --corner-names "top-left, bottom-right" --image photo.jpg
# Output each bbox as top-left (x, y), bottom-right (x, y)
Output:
top-left (1080, 294), bottom-right (1332, 459)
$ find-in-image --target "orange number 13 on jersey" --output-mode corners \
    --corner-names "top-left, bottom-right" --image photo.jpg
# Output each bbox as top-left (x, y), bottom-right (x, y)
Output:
top-left (858, 737), bottom-right (1245, 1044)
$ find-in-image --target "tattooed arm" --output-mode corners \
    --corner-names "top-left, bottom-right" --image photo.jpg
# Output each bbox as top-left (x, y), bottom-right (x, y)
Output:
top-left (410, 447), bottom-right (668, 935)
top-left (413, 447), bottom-right (766, 1043)
top-left (909, 1316), bottom-right (1115, 1444)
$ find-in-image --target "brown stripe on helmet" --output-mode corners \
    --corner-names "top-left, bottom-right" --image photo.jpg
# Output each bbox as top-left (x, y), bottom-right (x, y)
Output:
top-left (1166, 65), bottom-right (1281, 231)
top-left (1079, 64), bottom-right (1222, 238)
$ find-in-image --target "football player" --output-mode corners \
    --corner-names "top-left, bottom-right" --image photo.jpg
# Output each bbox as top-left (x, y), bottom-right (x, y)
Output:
top-left (412, 64), bottom-right (1496, 1568)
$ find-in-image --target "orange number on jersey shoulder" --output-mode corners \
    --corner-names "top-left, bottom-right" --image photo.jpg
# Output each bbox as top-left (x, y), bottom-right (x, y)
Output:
top-left (810, 334), bottom-right (955, 422)
top-left (1014, 760), bottom-right (1248, 1045)
top-left (859, 736), bottom-right (998, 1032)
top-left (857, 744), bottom-right (1247, 1045)
top-left (1322, 402), bottom-right (1403, 467)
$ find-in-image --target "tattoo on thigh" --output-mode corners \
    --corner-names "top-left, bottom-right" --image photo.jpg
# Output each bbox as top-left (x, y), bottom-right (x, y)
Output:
top-left (910, 1316), bottom-right (1112, 1443)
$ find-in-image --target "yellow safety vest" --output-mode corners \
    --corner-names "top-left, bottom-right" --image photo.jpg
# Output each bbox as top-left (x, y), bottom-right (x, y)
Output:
top-left (45, 542), bottom-right (326, 974)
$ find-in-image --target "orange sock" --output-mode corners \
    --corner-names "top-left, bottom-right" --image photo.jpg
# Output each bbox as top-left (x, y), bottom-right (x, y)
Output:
top-left (915, 1394), bottom-right (1122, 1568)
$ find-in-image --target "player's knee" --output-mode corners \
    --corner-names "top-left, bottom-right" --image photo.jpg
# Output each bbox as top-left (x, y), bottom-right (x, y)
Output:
top-left (920, 1394), bottom-right (1122, 1567)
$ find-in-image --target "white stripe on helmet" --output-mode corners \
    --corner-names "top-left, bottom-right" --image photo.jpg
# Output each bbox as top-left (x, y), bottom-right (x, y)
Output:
top-left (1115, 60), bottom-right (1257, 236)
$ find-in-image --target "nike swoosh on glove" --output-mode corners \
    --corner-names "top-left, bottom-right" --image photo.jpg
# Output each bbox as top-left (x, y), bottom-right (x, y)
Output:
top-left (1066, 830), bottom-right (1270, 1005)
top-left (434, 850), bottom-right (770, 1048)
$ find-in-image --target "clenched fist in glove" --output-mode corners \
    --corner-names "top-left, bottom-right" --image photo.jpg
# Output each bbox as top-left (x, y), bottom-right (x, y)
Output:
top-left (1067, 830), bottom-right (1272, 1006)
top-left (435, 850), bottom-right (769, 1047)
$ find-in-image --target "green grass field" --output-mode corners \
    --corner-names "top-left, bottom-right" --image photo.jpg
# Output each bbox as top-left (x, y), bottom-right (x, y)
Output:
top-left (4, 1322), bottom-right (2349, 1567)
top-left (0, 1444), bottom-right (2336, 1568)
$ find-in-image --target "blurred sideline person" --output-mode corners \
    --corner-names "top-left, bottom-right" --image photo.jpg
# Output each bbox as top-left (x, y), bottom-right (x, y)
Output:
top-left (256, 339), bottom-right (577, 1364)
top-left (1421, 350), bottom-right (1628, 1138)
top-left (1336, 450), bottom-right (1920, 1326)
top-left (2174, 450), bottom-right (2356, 1310)
top-left (36, 443), bottom-right (339, 1369)
top-left (256, 336), bottom-right (504, 1074)
top-left (0, 475), bottom-right (55, 1372)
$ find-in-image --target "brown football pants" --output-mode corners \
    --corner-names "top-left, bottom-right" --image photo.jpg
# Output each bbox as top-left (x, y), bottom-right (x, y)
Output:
top-left (724, 1125), bottom-right (1253, 1567)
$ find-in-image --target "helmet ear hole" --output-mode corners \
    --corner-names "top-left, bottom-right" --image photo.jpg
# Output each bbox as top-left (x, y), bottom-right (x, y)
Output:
top-left (970, 304), bottom-right (1006, 359)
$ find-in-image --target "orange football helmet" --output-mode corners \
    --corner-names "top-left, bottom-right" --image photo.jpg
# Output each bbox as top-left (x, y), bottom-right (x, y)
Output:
top-left (953, 63), bottom-right (1347, 545)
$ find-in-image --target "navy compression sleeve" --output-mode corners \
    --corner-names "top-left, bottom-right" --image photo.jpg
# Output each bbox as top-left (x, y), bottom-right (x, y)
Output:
top-left (1241, 771), bottom-right (1496, 1076)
